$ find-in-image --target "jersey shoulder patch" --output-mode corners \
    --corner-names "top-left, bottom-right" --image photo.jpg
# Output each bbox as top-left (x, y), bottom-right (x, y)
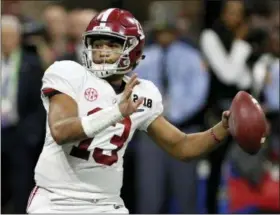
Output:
top-left (133, 78), bottom-right (164, 132)
top-left (137, 79), bottom-right (163, 102)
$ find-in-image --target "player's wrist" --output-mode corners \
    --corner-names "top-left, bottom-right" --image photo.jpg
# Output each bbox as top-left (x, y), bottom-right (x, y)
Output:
top-left (116, 104), bottom-right (125, 119)
top-left (81, 105), bottom-right (124, 138)
top-left (112, 104), bottom-right (125, 121)
top-left (118, 103), bottom-right (134, 118)
top-left (210, 128), bottom-right (221, 143)
top-left (210, 122), bottom-right (230, 143)
top-left (118, 103), bottom-right (127, 118)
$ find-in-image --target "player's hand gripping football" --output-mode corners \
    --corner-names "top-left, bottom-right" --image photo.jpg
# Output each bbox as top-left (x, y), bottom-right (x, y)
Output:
top-left (119, 74), bottom-right (144, 118)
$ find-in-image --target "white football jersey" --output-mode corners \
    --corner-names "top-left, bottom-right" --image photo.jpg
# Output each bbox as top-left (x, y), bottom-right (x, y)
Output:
top-left (35, 60), bottom-right (163, 201)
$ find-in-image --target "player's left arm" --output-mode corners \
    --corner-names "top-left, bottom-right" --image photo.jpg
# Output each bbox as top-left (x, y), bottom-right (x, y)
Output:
top-left (147, 112), bottom-right (230, 161)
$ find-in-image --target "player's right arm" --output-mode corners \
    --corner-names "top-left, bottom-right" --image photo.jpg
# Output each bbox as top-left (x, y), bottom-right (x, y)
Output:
top-left (49, 91), bottom-right (130, 145)
top-left (42, 62), bottom-right (142, 145)
top-left (48, 93), bottom-right (87, 144)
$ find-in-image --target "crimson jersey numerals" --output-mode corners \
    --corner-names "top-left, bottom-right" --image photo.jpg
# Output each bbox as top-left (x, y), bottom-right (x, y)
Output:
top-left (69, 107), bottom-right (132, 166)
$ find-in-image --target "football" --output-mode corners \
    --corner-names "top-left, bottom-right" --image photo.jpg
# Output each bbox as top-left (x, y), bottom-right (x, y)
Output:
top-left (229, 91), bottom-right (267, 155)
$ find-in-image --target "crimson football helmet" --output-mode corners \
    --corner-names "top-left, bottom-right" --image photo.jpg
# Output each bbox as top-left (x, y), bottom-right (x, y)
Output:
top-left (82, 8), bottom-right (145, 78)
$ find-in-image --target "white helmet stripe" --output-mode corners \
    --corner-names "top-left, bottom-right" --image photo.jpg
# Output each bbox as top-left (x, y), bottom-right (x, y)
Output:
top-left (99, 8), bottom-right (115, 27)
top-left (96, 12), bottom-right (104, 21)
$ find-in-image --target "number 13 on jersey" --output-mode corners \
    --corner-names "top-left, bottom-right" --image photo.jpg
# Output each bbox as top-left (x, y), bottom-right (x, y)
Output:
top-left (69, 107), bottom-right (132, 166)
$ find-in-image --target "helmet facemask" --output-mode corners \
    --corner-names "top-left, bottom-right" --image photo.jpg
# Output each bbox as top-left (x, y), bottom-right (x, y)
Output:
top-left (82, 33), bottom-right (139, 78)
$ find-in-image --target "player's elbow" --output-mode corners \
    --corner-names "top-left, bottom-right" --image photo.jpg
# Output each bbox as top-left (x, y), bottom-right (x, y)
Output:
top-left (177, 152), bottom-right (200, 162)
top-left (170, 153), bottom-right (196, 162)
top-left (177, 136), bottom-right (205, 162)
top-left (175, 154), bottom-right (193, 162)
top-left (172, 148), bottom-right (198, 162)
top-left (181, 154), bottom-right (200, 162)
top-left (50, 123), bottom-right (67, 145)
top-left (169, 135), bottom-right (199, 162)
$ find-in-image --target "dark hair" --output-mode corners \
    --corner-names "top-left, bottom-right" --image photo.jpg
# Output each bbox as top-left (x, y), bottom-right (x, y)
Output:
top-left (221, 0), bottom-right (252, 18)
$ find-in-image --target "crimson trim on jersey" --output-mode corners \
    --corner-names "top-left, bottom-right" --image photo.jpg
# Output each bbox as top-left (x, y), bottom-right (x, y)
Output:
top-left (26, 186), bottom-right (39, 210)
top-left (42, 88), bottom-right (61, 98)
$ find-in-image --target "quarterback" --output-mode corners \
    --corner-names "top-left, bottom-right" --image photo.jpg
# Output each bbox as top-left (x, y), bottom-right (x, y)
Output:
top-left (27, 8), bottom-right (230, 213)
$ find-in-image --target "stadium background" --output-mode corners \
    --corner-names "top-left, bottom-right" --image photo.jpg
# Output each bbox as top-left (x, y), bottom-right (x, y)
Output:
top-left (1, 0), bottom-right (279, 214)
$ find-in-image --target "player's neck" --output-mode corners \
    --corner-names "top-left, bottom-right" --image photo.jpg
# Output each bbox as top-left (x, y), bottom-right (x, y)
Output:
top-left (105, 74), bottom-right (124, 87)
top-left (105, 75), bottom-right (126, 94)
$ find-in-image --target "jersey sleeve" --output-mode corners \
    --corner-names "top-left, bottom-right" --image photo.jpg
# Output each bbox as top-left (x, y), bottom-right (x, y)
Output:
top-left (138, 80), bottom-right (164, 132)
top-left (42, 61), bottom-right (85, 101)
top-left (41, 61), bottom-right (85, 111)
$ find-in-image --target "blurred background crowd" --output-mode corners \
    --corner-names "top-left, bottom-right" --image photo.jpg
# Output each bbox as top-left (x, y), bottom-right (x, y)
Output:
top-left (1, 0), bottom-right (279, 214)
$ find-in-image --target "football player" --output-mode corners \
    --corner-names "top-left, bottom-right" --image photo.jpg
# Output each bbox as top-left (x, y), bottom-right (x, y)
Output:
top-left (27, 8), bottom-right (230, 213)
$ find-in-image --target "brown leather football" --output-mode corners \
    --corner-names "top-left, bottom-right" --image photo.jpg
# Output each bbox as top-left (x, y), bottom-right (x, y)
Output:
top-left (229, 91), bottom-right (267, 154)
